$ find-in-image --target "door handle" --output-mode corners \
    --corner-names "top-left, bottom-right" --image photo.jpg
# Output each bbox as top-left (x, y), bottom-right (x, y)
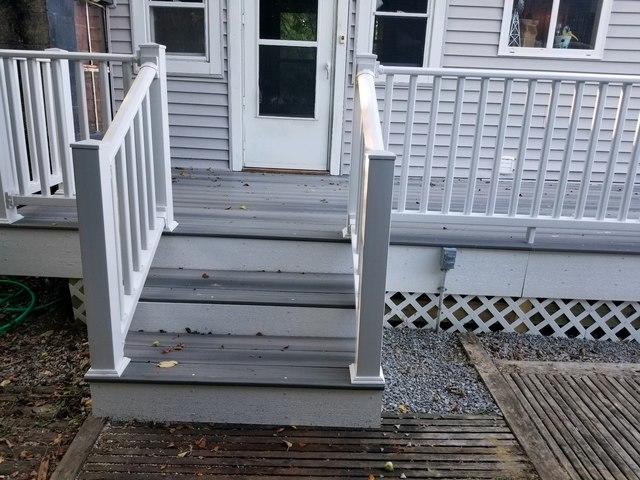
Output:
top-left (324, 61), bottom-right (331, 80)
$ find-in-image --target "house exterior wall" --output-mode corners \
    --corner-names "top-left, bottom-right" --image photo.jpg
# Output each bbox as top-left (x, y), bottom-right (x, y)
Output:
top-left (108, 0), bottom-right (230, 169)
top-left (108, 0), bottom-right (640, 180)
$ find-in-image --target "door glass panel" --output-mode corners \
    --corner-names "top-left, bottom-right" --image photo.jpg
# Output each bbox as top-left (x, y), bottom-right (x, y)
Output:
top-left (151, 7), bottom-right (206, 55)
top-left (373, 16), bottom-right (427, 66)
top-left (260, 0), bottom-right (318, 41)
top-left (376, 0), bottom-right (428, 14)
top-left (259, 45), bottom-right (316, 118)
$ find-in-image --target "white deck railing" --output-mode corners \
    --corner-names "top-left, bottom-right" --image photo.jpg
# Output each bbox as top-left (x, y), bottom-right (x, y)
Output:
top-left (348, 55), bottom-right (396, 386)
top-left (374, 62), bottom-right (640, 244)
top-left (0, 48), bottom-right (139, 222)
top-left (72, 44), bottom-right (175, 378)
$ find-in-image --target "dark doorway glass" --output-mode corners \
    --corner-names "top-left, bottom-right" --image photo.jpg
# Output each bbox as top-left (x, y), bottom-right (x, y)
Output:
top-left (260, 0), bottom-right (318, 41)
top-left (259, 45), bottom-right (317, 118)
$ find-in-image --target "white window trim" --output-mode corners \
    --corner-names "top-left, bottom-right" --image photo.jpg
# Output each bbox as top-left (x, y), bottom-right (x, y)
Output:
top-left (356, 0), bottom-right (445, 69)
top-left (498, 0), bottom-right (613, 60)
top-left (130, 0), bottom-right (223, 77)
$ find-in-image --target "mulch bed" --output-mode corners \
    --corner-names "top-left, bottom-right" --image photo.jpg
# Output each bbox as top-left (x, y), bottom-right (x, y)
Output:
top-left (0, 278), bottom-right (90, 480)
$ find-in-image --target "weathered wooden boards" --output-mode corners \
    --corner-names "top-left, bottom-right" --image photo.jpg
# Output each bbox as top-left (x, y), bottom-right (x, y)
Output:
top-left (75, 414), bottom-right (537, 479)
top-left (462, 334), bottom-right (640, 480)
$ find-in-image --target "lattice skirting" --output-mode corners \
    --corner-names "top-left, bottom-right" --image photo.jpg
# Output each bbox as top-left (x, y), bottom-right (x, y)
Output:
top-left (385, 292), bottom-right (640, 342)
top-left (68, 278), bottom-right (87, 324)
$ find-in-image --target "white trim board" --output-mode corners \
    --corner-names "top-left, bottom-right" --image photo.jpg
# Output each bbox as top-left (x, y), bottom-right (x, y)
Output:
top-left (227, 0), bottom-right (348, 175)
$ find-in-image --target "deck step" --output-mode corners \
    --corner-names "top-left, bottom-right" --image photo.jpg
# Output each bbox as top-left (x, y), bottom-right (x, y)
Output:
top-left (132, 269), bottom-right (357, 337)
top-left (88, 332), bottom-right (382, 427)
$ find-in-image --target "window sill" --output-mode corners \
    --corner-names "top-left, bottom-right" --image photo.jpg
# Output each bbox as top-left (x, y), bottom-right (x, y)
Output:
top-left (498, 47), bottom-right (604, 61)
top-left (167, 58), bottom-right (223, 78)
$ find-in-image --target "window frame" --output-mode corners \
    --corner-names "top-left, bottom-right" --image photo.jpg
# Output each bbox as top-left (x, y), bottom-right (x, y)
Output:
top-left (131, 0), bottom-right (223, 77)
top-left (359, 0), bottom-right (446, 69)
top-left (498, 0), bottom-right (613, 60)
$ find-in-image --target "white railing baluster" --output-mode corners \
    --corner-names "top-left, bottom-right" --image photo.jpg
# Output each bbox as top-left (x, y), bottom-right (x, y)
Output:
top-left (618, 114), bottom-right (640, 221)
top-left (115, 146), bottom-right (133, 295)
top-left (99, 61), bottom-right (112, 132)
top-left (142, 94), bottom-right (157, 231)
top-left (134, 110), bottom-right (150, 250)
top-left (125, 128), bottom-right (142, 271)
top-left (553, 81), bottom-right (585, 218)
top-left (465, 77), bottom-right (488, 215)
top-left (27, 59), bottom-right (52, 196)
top-left (382, 74), bottom-right (394, 147)
top-left (532, 80), bottom-right (561, 217)
top-left (487, 78), bottom-right (513, 216)
top-left (397, 75), bottom-right (417, 212)
top-left (597, 83), bottom-right (632, 220)
top-left (75, 61), bottom-right (90, 140)
top-left (443, 76), bottom-right (465, 214)
top-left (510, 79), bottom-right (537, 217)
top-left (0, 60), bottom-right (21, 223)
top-left (20, 60), bottom-right (40, 191)
top-left (41, 60), bottom-right (62, 184)
top-left (576, 82), bottom-right (607, 219)
top-left (420, 75), bottom-right (441, 213)
top-left (4, 59), bottom-right (30, 195)
top-left (50, 56), bottom-right (76, 196)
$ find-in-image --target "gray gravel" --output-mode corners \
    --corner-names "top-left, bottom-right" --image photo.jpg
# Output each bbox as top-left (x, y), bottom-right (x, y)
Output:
top-left (478, 332), bottom-right (640, 363)
top-left (382, 329), bottom-right (499, 415)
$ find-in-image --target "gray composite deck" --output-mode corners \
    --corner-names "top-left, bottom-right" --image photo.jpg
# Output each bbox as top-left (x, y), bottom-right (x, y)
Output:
top-left (6, 168), bottom-right (640, 253)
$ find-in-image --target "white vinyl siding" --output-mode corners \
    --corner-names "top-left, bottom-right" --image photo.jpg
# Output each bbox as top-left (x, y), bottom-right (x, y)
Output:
top-left (108, 0), bottom-right (230, 168)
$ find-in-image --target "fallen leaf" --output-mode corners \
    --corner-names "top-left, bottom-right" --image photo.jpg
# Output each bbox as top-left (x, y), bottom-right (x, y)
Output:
top-left (158, 360), bottom-right (179, 368)
top-left (0, 456), bottom-right (4, 464)
top-left (239, 205), bottom-right (248, 210)
top-left (152, 341), bottom-right (160, 347)
top-left (19, 451), bottom-right (34, 460)
top-left (282, 440), bottom-right (293, 451)
top-left (0, 379), bottom-right (11, 388)
top-left (195, 437), bottom-right (207, 449)
top-left (36, 457), bottom-right (49, 480)
top-left (383, 461), bottom-right (394, 472)
top-left (368, 475), bottom-right (375, 480)
top-left (211, 445), bottom-right (220, 452)
top-left (398, 404), bottom-right (408, 414)
top-left (202, 273), bottom-right (210, 279)
top-left (177, 446), bottom-right (192, 458)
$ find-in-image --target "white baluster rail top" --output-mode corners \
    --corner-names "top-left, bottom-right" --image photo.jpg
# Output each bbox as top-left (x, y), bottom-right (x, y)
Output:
top-left (373, 62), bottom-right (640, 244)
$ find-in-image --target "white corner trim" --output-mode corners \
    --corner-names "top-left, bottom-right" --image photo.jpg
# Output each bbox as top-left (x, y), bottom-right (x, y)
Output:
top-left (329, 0), bottom-right (349, 176)
top-left (498, 0), bottom-right (613, 61)
top-left (349, 363), bottom-right (385, 386)
top-left (227, 0), bottom-right (243, 172)
top-left (130, 0), bottom-right (223, 77)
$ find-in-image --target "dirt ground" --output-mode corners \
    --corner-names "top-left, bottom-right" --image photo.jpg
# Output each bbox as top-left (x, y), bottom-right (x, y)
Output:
top-left (0, 278), bottom-right (90, 480)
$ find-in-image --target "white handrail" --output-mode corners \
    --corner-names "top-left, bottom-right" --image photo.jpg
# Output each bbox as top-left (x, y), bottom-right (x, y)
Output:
top-left (378, 65), bottom-right (640, 84)
top-left (102, 63), bottom-right (157, 159)
top-left (0, 49), bottom-right (136, 62)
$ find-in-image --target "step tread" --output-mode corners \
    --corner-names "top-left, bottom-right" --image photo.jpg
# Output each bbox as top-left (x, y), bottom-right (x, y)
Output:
top-left (141, 269), bottom-right (355, 308)
top-left (90, 332), bottom-right (377, 390)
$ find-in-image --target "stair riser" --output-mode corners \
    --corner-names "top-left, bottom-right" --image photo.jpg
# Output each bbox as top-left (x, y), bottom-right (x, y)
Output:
top-left (132, 302), bottom-right (356, 338)
top-left (154, 236), bottom-right (352, 274)
top-left (90, 383), bottom-right (383, 428)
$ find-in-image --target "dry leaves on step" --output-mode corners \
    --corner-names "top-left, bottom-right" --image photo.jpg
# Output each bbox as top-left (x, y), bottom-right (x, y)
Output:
top-left (282, 440), bottom-right (293, 451)
top-left (158, 360), bottom-right (178, 368)
top-left (398, 404), bottom-right (408, 414)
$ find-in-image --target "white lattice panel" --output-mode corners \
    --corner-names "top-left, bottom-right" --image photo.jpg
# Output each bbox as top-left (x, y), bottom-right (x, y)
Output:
top-left (385, 292), bottom-right (640, 342)
top-left (68, 278), bottom-right (87, 324)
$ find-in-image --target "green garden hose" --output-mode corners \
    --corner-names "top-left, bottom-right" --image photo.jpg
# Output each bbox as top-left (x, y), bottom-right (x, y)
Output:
top-left (0, 279), bottom-right (65, 335)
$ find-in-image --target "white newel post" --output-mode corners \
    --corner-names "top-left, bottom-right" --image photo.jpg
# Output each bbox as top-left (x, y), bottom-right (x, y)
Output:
top-left (72, 140), bottom-right (129, 377)
top-left (138, 43), bottom-right (177, 231)
top-left (0, 61), bottom-right (22, 223)
top-left (350, 151), bottom-right (395, 385)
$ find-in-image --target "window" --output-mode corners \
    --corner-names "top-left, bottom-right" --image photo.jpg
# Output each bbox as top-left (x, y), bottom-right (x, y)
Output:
top-left (131, 0), bottom-right (222, 76)
top-left (499, 0), bottom-right (613, 58)
top-left (372, 0), bottom-right (430, 67)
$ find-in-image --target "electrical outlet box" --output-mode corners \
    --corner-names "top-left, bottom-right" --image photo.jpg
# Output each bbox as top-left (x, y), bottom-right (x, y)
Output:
top-left (499, 156), bottom-right (515, 176)
top-left (440, 247), bottom-right (457, 271)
